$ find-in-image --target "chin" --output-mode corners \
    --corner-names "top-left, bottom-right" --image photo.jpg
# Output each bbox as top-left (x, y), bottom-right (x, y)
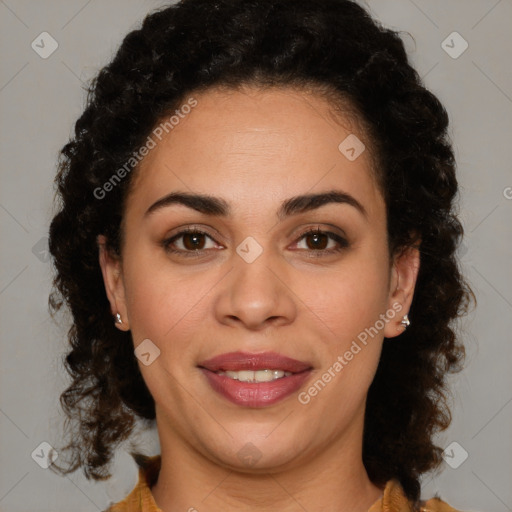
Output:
top-left (206, 430), bottom-right (309, 473)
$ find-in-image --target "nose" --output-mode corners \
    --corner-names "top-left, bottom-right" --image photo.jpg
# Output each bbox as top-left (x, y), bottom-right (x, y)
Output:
top-left (213, 250), bottom-right (297, 331)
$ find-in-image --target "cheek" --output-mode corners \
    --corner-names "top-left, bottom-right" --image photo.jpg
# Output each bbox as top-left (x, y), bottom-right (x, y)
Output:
top-left (122, 251), bottom-right (215, 348)
top-left (122, 248), bottom-right (176, 336)
top-left (121, 256), bottom-right (208, 398)
top-left (298, 262), bottom-right (389, 416)
top-left (299, 254), bottom-right (390, 342)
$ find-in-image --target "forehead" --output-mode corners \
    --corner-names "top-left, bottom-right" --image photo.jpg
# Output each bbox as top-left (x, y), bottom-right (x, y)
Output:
top-left (127, 85), bottom-right (383, 220)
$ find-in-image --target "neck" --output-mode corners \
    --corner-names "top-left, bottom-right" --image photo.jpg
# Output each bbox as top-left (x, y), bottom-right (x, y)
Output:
top-left (151, 411), bottom-right (384, 512)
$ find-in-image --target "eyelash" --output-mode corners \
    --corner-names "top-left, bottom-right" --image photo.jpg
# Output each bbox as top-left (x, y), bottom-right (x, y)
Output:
top-left (161, 226), bottom-right (349, 258)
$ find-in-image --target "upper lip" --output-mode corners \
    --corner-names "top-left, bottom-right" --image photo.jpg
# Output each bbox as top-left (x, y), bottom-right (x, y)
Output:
top-left (198, 351), bottom-right (312, 373)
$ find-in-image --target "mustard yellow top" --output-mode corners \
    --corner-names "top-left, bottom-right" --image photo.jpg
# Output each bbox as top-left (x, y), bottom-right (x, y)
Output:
top-left (105, 455), bottom-right (463, 512)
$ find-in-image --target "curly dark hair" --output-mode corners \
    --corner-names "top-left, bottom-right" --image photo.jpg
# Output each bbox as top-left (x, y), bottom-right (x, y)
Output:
top-left (48, 0), bottom-right (474, 503)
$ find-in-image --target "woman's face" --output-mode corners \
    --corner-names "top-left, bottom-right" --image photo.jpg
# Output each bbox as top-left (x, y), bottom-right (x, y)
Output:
top-left (100, 85), bottom-right (418, 472)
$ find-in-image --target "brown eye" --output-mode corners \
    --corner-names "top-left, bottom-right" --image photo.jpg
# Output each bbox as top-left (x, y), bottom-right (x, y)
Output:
top-left (295, 228), bottom-right (349, 255)
top-left (162, 228), bottom-right (219, 256)
top-left (304, 231), bottom-right (329, 250)
top-left (181, 232), bottom-right (207, 250)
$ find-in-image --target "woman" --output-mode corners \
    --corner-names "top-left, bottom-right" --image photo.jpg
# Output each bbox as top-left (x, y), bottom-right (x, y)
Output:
top-left (48, 0), bottom-right (474, 510)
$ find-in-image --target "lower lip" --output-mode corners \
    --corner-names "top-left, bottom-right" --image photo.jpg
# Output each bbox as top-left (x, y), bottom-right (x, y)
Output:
top-left (200, 368), bottom-right (312, 408)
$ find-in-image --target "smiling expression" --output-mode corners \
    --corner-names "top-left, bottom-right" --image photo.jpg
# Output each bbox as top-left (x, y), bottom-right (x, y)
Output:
top-left (99, 84), bottom-right (418, 471)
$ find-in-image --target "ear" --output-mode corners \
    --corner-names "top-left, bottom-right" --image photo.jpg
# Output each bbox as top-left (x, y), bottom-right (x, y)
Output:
top-left (97, 234), bottom-right (130, 331)
top-left (384, 244), bottom-right (421, 338)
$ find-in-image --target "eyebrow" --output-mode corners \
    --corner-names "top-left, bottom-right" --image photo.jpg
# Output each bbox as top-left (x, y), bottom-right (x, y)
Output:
top-left (145, 190), bottom-right (367, 220)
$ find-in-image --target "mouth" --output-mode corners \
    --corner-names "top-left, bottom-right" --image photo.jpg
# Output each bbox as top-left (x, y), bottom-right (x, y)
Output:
top-left (197, 351), bottom-right (313, 407)
top-left (198, 350), bottom-right (312, 373)
top-left (214, 369), bottom-right (294, 382)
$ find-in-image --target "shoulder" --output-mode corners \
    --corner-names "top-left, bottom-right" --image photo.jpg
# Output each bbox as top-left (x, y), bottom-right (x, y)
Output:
top-left (369, 479), bottom-right (466, 512)
top-left (103, 454), bottom-right (162, 512)
top-left (419, 496), bottom-right (463, 512)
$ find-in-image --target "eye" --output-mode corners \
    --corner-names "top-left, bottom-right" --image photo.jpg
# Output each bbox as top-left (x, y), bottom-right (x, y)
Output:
top-left (161, 226), bottom-right (349, 259)
top-left (162, 228), bottom-right (221, 257)
top-left (294, 227), bottom-right (349, 256)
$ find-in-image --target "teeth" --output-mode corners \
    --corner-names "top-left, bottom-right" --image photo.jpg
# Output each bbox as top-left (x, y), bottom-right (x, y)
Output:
top-left (217, 369), bottom-right (293, 382)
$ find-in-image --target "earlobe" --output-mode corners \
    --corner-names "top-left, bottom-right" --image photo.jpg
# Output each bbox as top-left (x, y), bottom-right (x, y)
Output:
top-left (384, 245), bottom-right (421, 338)
top-left (97, 235), bottom-right (130, 331)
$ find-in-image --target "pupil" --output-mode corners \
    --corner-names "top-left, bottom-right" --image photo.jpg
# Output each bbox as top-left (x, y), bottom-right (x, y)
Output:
top-left (309, 233), bottom-right (327, 250)
top-left (184, 233), bottom-right (203, 250)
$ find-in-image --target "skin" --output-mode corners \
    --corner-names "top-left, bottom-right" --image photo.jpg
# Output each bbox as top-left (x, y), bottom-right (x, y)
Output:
top-left (99, 85), bottom-right (420, 512)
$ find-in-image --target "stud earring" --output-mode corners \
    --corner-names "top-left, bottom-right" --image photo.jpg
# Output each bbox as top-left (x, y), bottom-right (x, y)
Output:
top-left (115, 313), bottom-right (123, 324)
top-left (400, 314), bottom-right (410, 330)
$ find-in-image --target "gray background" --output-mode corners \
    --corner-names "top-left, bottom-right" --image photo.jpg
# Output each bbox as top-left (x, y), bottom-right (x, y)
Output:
top-left (0, 1), bottom-right (511, 511)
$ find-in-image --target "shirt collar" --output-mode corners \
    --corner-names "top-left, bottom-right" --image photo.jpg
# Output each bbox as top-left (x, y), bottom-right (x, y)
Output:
top-left (110, 454), bottom-right (447, 512)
